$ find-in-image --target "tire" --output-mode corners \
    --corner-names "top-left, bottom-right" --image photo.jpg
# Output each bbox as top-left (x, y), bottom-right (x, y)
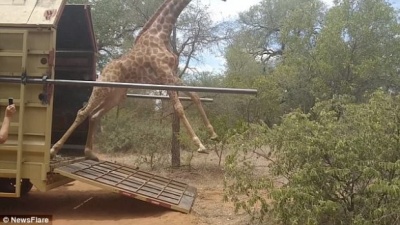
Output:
top-left (0, 178), bottom-right (33, 195)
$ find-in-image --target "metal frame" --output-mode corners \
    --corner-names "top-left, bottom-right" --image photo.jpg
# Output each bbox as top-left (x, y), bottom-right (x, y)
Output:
top-left (0, 77), bottom-right (257, 95)
top-left (126, 94), bottom-right (214, 102)
top-left (0, 26), bottom-right (60, 196)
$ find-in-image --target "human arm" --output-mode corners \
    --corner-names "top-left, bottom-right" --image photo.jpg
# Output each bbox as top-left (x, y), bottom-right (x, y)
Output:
top-left (0, 105), bottom-right (16, 143)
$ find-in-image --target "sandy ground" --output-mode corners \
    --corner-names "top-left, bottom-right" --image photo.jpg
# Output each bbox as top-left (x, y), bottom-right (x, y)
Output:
top-left (0, 154), bottom-right (249, 225)
top-left (1, 181), bottom-right (197, 225)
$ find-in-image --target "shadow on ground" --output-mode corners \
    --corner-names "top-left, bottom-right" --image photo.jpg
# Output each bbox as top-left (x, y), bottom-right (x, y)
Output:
top-left (0, 183), bottom-right (171, 221)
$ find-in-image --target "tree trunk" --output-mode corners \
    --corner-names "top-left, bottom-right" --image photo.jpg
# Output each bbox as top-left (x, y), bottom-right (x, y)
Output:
top-left (171, 111), bottom-right (181, 168)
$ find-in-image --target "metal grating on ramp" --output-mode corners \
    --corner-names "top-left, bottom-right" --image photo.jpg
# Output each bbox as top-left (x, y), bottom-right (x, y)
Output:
top-left (54, 160), bottom-right (197, 213)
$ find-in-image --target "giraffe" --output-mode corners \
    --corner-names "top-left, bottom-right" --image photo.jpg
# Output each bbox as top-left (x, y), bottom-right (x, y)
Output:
top-left (50, 0), bottom-right (226, 161)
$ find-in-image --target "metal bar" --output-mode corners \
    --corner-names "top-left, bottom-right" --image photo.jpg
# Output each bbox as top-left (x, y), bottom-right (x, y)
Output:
top-left (93, 164), bottom-right (124, 181)
top-left (56, 50), bottom-right (95, 54)
top-left (136, 174), bottom-right (154, 192)
top-left (156, 179), bottom-right (173, 198)
top-left (126, 94), bottom-right (213, 102)
top-left (0, 77), bottom-right (257, 95)
top-left (115, 171), bottom-right (138, 186)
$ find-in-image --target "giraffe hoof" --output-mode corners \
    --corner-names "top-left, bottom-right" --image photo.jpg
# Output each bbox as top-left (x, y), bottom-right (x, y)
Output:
top-left (210, 134), bottom-right (219, 141)
top-left (197, 148), bottom-right (209, 154)
top-left (85, 150), bottom-right (100, 162)
top-left (50, 148), bottom-right (57, 159)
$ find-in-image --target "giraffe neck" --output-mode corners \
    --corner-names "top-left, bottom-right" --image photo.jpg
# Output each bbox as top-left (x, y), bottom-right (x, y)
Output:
top-left (135, 0), bottom-right (172, 44)
top-left (140, 0), bottom-right (192, 42)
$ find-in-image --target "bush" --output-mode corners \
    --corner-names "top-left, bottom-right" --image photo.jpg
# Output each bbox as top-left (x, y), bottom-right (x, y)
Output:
top-left (224, 91), bottom-right (400, 225)
top-left (96, 106), bottom-right (172, 169)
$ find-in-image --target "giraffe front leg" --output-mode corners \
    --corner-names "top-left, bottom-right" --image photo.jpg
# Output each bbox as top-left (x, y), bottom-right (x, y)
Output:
top-left (84, 149), bottom-right (99, 161)
top-left (192, 136), bottom-right (208, 154)
top-left (50, 108), bottom-right (89, 158)
top-left (50, 142), bottom-right (62, 158)
top-left (168, 91), bottom-right (208, 154)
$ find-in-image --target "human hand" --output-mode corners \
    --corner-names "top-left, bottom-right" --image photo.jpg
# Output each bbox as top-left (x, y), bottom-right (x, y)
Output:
top-left (5, 104), bottom-right (16, 118)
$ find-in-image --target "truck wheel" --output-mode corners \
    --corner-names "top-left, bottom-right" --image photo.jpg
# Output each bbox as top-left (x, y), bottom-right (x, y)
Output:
top-left (0, 178), bottom-right (33, 195)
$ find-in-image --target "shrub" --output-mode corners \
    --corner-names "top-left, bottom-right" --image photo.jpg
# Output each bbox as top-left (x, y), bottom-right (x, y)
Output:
top-left (96, 106), bottom-right (172, 169)
top-left (224, 91), bottom-right (400, 225)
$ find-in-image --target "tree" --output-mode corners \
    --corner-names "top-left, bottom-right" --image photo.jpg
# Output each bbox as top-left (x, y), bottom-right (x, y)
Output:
top-left (167, 1), bottom-right (231, 167)
top-left (223, 0), bottom-right (400, 125)
top-left (234, 0), bottom-right (325, 63)
top-left (314, 0), bottom-right (400, 101)
top-left (223, 43), bottom-right (284, 126)
top-left (223, 0), bottom-right (326, 126)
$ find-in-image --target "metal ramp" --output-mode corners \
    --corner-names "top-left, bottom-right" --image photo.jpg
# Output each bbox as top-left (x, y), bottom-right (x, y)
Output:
top-left (54, 160), bottom-right (197, 213)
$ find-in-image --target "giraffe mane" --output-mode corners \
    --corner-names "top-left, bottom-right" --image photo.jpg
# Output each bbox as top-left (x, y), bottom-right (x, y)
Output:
top-left (134, 0), bottom-right (172, 44)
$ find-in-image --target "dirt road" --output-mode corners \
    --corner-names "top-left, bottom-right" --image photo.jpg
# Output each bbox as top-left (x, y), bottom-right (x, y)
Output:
top-left (0, 168), bottom-right (247, 225)
top-left (0, 181), bottom-right (199, 225)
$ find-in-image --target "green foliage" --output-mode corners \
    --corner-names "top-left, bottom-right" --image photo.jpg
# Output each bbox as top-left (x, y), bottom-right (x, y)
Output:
top-left (224, 123), bottom-right (274, 223)
top-left (209, 115), bottom-right (248, 166)
top-left (224, 90), bottom-right (400, 224)
top-left (224, 0), bottom-right (400, 125)
top-left (223, 44), bottom-right (285, 126)
top-left (95, 103), bottom-right (171, 169)
top-left (314, 0), bottom-right (400, 101)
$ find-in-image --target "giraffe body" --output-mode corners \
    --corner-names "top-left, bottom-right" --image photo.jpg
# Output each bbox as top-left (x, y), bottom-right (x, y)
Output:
top-left (50, 0), bottom-right (224, 160)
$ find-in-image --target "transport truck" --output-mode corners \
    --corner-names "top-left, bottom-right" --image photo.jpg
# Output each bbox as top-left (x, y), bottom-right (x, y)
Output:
top-left (0, 0), bottom-right (197, 213)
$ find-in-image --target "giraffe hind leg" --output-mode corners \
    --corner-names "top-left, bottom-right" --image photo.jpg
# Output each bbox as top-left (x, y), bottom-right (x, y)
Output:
top-left (168, 91), bottom-right (208, 154)
top-left (183, 91), bottom-right (218, 141)
top-left (50, 87), bottom-right (119, 159)
top-left (83, 88), bottom-right (127, 160)
top-left (83, 111), bottom-right (100, 161)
